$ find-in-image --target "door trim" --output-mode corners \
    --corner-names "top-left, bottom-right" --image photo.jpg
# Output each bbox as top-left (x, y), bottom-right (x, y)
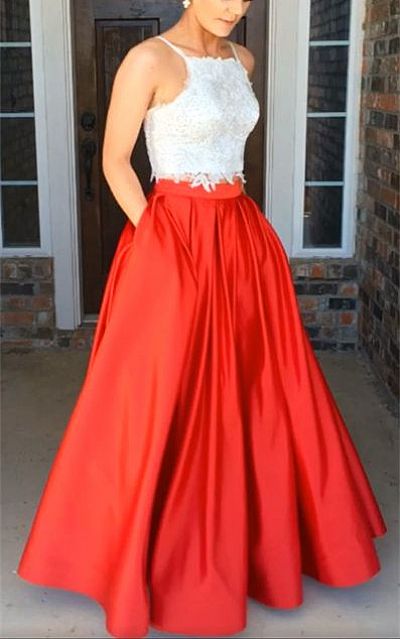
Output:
top-left (265, 0), bottom-right (300, 253)
top-left (32, 0), bottom-right (81, 330)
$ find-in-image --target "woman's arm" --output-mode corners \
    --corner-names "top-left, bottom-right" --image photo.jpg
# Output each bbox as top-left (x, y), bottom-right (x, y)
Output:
top-left (102, 43), bottom-right (160, 226)
top-left (234, 44), bottom-right (255, 196)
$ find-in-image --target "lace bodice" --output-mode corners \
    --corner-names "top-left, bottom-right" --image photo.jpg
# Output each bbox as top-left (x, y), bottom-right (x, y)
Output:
top-left (143, 35), bottom-right (260, 192)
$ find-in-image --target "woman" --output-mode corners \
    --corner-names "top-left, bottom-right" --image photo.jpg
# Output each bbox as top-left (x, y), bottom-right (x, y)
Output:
top-left (17, 1), bottom-right (387, 638)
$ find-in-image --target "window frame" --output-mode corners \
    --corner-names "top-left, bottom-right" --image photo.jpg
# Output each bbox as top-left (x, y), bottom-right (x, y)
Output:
top-left (0, 0), bottom-right (52, 256)
top-left (291, 0), bottom-right (364, 257)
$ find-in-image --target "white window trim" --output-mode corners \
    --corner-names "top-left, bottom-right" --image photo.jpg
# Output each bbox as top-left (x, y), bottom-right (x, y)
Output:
top-left (1, 1), bottom-right (81, 331)
top-left (1, 0), bottom-right (81, 331)
top-left (39, 0), bottom-right (81, 330)
top-left (291, 0), bottom-right (365, 258)
top-left (0, 42), bottom-right (32, 47)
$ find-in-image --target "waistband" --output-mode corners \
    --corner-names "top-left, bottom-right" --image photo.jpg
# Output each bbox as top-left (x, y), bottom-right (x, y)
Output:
top-left (151, 177), bottom-right (244, 199)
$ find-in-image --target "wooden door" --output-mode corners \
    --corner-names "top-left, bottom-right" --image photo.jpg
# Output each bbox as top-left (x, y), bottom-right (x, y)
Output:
top-left (72, 0), bottom-right (268, 315)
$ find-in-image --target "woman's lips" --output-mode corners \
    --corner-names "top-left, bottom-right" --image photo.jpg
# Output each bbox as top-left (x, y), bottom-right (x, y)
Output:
top-left (219, 19), bottom-right (235, 24)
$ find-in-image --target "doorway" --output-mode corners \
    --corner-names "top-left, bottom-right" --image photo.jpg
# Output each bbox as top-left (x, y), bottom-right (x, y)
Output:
top-left (72, 0), bottom-right (268, 315)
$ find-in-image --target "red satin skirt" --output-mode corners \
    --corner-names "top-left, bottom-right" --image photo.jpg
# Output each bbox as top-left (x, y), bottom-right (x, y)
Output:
top-left (17, 177), bottom-right (387, 638)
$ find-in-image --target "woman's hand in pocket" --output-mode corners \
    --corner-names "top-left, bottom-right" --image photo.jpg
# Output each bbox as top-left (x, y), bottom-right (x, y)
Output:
top-left (132, 201), bottom-right (149, 228)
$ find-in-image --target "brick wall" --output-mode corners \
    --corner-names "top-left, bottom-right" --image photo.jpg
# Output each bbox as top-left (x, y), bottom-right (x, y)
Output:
top-left (357, 0), bottom-right (400, 397)
top-left (1, 258), bottom-right (56, 348)
top-left (291, 258), bottom-right (359, 351)
top-left (0, 257), bottom-right (94, 350)
top-left (0, 254), bottom-right (360, 352)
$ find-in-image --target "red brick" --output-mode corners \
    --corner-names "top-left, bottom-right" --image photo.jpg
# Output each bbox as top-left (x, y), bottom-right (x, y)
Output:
top-left (1, 312), bottom-right (35, 326)
top-left (367, 178), bottom-right (399, 208)
top-left (2, 263), bottom-right (18, 280)
top-left (369, 3), bottom-right (390, 22)
top-left (293, 264), bottom-right (310, 278)
top-left (318, 312), bottom-right (336, 327)
top-left (320, 326), bottom-right (337, 339)
top-left (365, 127), bottom-right (378, 144)
top-left (339, 311), bottom-right (357, 326)
top-left (338, 282), bottom-right (359, 296)
top-left (298, 297), bottom-right (318, 312)
top-left (1, 297), bottom-right (32, 311)
top-left (310, 263), bottom-right (327, 278)
top-left (302, 311), bottom-right (317, 324)
top-left (365, 93), bottom-right (400, 112)
top-left (376, 129), bottom-right (397, 148)
top-left (31, 295), bottom-right (53, 311)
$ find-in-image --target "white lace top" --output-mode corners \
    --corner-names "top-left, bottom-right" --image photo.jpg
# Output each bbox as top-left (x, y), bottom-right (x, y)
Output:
top-left (143, 35), bottom-right (260, 192)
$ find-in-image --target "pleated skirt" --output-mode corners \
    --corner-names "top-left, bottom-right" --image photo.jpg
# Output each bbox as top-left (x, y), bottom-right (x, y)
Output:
top-left (17, 177), bottom-right (387, 639)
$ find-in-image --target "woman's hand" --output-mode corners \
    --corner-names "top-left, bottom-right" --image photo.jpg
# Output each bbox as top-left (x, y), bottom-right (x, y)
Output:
top-left (133, 203), bottom-right (148, 228)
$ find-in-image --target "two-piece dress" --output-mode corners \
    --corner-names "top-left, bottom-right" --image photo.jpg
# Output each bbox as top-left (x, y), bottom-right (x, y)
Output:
top-left (17, 35), bottom-right (387, 639)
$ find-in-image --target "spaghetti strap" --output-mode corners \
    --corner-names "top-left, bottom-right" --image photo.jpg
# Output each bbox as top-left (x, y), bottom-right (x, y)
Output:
top-left (156, 35), bottom-right (188, 60)
top-left (228, 41), bottom-right (240, 62)
top-left (228, 41), bottom-right (252, 83)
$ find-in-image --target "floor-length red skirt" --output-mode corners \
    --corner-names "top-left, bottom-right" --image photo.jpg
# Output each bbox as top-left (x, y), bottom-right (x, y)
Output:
top-left (17, 177), bottom-right (387, 638)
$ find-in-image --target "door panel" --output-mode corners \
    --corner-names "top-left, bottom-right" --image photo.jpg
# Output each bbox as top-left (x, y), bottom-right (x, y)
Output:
top-left (72, 0), bottom-right (268, 314)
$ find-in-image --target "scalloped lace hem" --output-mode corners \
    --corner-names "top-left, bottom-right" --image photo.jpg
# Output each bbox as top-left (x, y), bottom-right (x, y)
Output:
top-left (151, 170), bottom-right (246, 192)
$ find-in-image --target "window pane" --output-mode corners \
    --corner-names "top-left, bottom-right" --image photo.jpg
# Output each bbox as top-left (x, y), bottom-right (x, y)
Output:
top-left (1, 117), bottom-right (37, 180)
top-left (303, 186), bottom-right (342, 248)
top-left (0, 0), bottom-right (31, 41)
top-left (307, 45), bottom-right (349, 112)
top-left (1, 185), bottom-right (40, 246)
top-left (310, 0), bottom-right (351, 40)
top-left (0, 47), bottom-right (34, 112)
top-left (306, 117), bottom-right (345, 181)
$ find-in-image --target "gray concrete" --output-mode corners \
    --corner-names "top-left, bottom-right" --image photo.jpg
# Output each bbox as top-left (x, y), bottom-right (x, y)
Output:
top-left (1, 349), bottom-right (399, 638)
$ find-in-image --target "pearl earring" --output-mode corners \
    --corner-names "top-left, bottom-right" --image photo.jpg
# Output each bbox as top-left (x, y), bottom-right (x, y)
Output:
top-left (182, 0), bottom-right (191, 8)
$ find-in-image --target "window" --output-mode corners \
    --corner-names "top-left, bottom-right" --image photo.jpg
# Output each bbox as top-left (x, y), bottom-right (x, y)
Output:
top-left (0, 0), bottom-right (40, 247)
top-left (292, 0), bottom-right (361, 256)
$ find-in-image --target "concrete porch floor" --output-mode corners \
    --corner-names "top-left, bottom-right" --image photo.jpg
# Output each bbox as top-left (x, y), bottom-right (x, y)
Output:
top-left (1, 349), bottom-right (399, 638)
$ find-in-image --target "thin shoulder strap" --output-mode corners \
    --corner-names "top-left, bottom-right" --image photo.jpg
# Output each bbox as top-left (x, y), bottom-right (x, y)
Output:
top-left (228, 41), bottom-right (240, 62)
top-left (156, 35), bottom-right (188, 60)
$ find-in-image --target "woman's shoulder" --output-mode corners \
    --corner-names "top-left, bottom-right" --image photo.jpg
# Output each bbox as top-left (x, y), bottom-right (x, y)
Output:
top-left (123, 36), bottom-right (167, 64)
top-left (228, 41), bottom-right (256, 78)
top-left (115, 36), bottom-right (172, 81)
